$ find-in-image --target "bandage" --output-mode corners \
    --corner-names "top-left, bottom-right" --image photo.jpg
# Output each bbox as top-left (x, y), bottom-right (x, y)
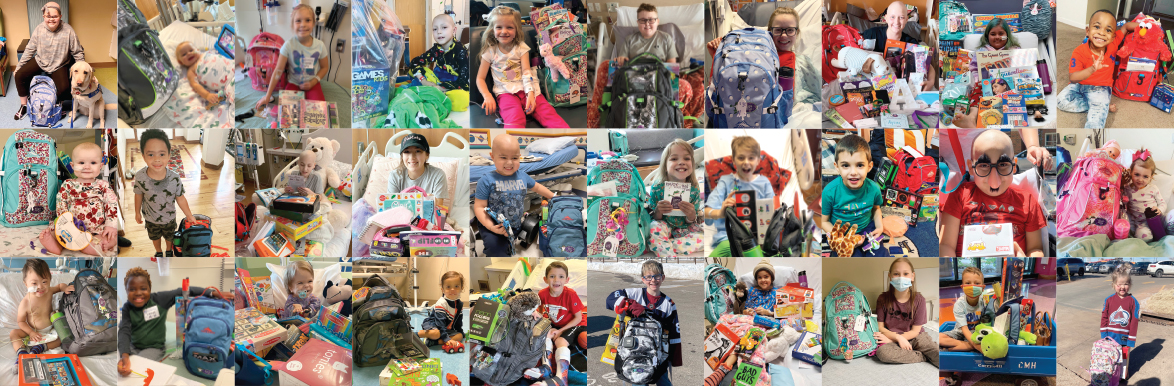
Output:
top-left (523, 71), bottom-right (535, 93)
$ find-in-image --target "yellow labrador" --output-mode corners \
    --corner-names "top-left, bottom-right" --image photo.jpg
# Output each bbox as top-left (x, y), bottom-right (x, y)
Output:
top-left (70, 61), bottom-right (105, 128)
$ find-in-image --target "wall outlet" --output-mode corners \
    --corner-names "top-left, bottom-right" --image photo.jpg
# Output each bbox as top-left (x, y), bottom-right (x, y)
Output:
top-left (336, 39), bottom-right (346, 53)
top-left (607, 2), bottom-right (619, 12)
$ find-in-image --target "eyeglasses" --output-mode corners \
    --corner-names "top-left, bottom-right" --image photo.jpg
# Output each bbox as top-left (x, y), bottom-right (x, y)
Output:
top-left (769, 27), bottom-right (798, 36)
top-left (641, 274), bottom-right (665, 282)
top-left (972, 161), bottom-right (1015, 177)
top-left (637, 18), bottom-right (658, 25)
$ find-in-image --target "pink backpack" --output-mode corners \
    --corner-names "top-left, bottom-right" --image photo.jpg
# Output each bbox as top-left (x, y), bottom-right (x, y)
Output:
top-left (247, 32), bottom-right (285, 91)
top-left (1088, 337), bottom-right (1122, 386)
top-left (1056, 156), bottom-right (1125, 238)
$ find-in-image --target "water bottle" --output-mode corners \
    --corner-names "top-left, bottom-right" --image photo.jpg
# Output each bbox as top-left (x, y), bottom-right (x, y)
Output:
top-left (798, 270), bottom-right (808, 288)
top-left (51, 312), bottom-right (73, 347)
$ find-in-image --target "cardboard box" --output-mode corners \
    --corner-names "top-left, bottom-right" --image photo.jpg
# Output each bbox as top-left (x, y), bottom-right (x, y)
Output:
top-left (18, 354), bottom-right (92, 386)
top-left (272, 193), bottom-right (321, 215)
top-left (234, 307), bottom-right (287, 352)
top-left (703, 323), bottom-right (739, 370)
top-left (468, 297), bottom-right (506, 343)
top-left (791, 331), bottom-right (823, 366)
top-left (403, 231), bottom-right (461, 257)
top-left (279, 338), bottom-right (351, 386)
top-left (237, 270), bottom-right (279, 314)
top-left (961, 223), bottom-right (1015, 257)
top-left (270, 208), bottom-right (317, 223)
top-left (780, 284), bottom-right (814, 304)
top-left (273, 215), bottom-right (324, 241)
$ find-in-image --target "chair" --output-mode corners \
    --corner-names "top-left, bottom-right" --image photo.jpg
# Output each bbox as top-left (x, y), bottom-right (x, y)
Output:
top-left (0, 7), bottom-right (9, 96)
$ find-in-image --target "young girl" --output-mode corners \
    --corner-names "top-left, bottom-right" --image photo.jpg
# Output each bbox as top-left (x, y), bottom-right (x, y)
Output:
top-left (650, 139), bottom-right (703, 257)
top-left (174, 41), bottom-right (233, 110)
top-left (977, 18), bottom-right (1021, 51)
top-left (874, 258), bottom-right (938, 367)
top-left (280, 261), bottom-right (321, 319)
top-left (418, 271), bottom-right (465, 352)
top-left (117, 267), bottom-right (232, 377)
top-left (388, 133), bottom-right (449, 209)
top-left (742, 260), bottom-right (776, 317)
top-left (1123, 149), bottom-right (1166, 241)
top-left (475, 6), bottom-right (568, 128)
top-left (255, 4), bottom-right (330, 112)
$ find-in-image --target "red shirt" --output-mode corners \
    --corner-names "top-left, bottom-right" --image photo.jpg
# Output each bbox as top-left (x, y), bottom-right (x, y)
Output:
top-left (779, 51), bottom-right (795, 71)
top-left (539, 287), bottom-right (585, 328)
top-left (943, 182), bottom-right (1047, 256)
top-left (1069, 29), bottom-right (1125, 87)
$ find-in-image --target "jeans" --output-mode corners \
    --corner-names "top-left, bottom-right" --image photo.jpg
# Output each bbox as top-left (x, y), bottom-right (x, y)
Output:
top-left (478, 227), bottom-right (512, 257)
top-left (1057, 83), bottom-right (1111, 128)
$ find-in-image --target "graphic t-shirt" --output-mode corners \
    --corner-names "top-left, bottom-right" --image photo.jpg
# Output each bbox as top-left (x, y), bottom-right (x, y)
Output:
top-left (475, 170), bottom-right (536, 231)
top-left (821, 177), bottom-right (883, 229)
top-left (133, 168), bottom-right (185, 225)
top-left (876, 291), bottom-right (926, 334)
top-left (1069, 29), bottom-right (1125, 87)
top-left (539, 287), bottom-right (586, 328)
top-left (952, 295), bottom-right (984, 333)
top-left (480, 42), bottom-right (531, 95)
top-left (943, 182), bottom-right (1047, 257)
top-left (280, 37), bottom-right (327, 85)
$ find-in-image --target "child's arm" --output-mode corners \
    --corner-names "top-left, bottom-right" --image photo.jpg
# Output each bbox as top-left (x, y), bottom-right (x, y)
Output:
top-left (869, 205), bottom-right (884, 239)
top-left (257, 54), bottom-right (289, 111)
top-left (1068, 62), bottom-right (1100, 83)
top-left (557, 312), bottom-right (583, 336)
top-left (134, 193), bottom-right (143, 224)
top-left (474, 198), bottom-right (505, 235)
top-left (1100, 298), bottom-right (1111, 339)
top-left (704, 180), bottom-right (734, 220)
top-left (176, 195), bottom-right (196, 224)
top-left (476, 58), bottom-right (496, 114)
top-left (521, 52), bottom-right (536, 112)
top-left (939, 213), bottom-right (960, 257)
top-left (302, 54), bottom-right (329, 91)
top-left (186, 65), bottom-right (218, 106)
top-left (49, 283), bottom-right (74, 295)
top-left (1128, 296), bottom-right (1140, 347)
top-left (531, 181), bottom-right (555, 200)
top-left (1024, 229), bottom-right (1044, 257)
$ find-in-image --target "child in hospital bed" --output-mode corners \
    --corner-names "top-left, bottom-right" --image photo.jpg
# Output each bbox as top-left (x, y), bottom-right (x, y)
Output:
top-left (280, 260), bottom-right (321, 319)
top-left (38, 143), bottom-right (118, 256)
top-left (614, 4), bottom-right (677, 66)
top-left (255, 4), bottom-right (330, 112)
top-left (10, 259), bottom-right (72, 371)
top-left (117, 267), bottom-right (231, 376)
top-left (704, 136), bottom-right (775, 257)
top-left (474, 134), bottom-right (555, 256)
top-left (475, 6), bottom-right (569, 128)
top-left (175, 41), bottom-right (234, 111)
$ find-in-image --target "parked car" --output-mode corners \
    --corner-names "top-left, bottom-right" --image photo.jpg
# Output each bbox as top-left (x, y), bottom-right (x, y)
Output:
top-left (1149, 261), bottom-right (1174, 277)
top-left (1057, 258), bottom-right (1086, 276)
top-left (1133, 262), bottom-right (1149, 275)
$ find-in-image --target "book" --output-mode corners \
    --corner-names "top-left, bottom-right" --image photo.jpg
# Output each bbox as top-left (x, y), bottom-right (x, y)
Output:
top-left (733, 363), bottom-right (764, 386)
top-left (299, 99), bottom-right (330, 128)
top-left (390, 358), bottom-right (421, 375)
top-left (278, 103), bottom-right (299, 129)
top-left (279, 339), bottom-right (351, 386)
top-left (601, 314), bottom-right (630, 365)
top-left (662, 181), bottom-right (691, 217)
top-left (703, 323), bottom-right (739, 370)
top-left (328, 102), bottom-right (340, 128)
top-left (884, 39), bottom-right (906, 59)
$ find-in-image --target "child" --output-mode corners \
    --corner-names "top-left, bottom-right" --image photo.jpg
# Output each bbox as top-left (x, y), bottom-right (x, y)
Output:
top-left (134, 129), bottom-right (196, 258)
top-left (476, 6), bottom-right (569, 128)
top-left (705, 136), bottom-right (776, 257)
top-left (538, 262), bottom-right (583, 379)
top-left (605, 260), bottom-right (682, 385)
top-left (255, 4), bottom-right (330, 112)
top-left (705, 7), bottom-right (820, 113)
top-left (408, 14), bottom-right (469, 93)
top-left (474, 134), bottom-right (555, 256)
top-left (39, 142), bottom-right (119, 256)
top-left (614, 4), bottom-right (677, 66)
top-left (117, 266), bottom-right (232, 376)
top-left (418, 271), bottom-right (465, 352)
top-left (10, 259), bottom-right (72, 371)
top-left (819, 134), bottom-right (886, 257)
top-left (743, 259), bottom-right (776, 317)
top-left (388, 133), bottom-right (450, 209)
top-left (650, 139), bottom-right (702, 257)
top-left (940, 129), bottom-right (1046, 257)
top-left (175, 41), bottom-right (233, 109)
top-left (704, 353), bottom-right (737, 386)
top-left (1058, 10), bottom-right (1139, 128)
top-left (280, 260), bottom-right (321, 319)
top-left (939, 266), bottom-right (985, 352)
top-left (977, 18), bottom-right (1020, 51)
top-left (287, 149), bottom-right (327, 197)
top-left (874, 258), bottom-right (938, 367)
top-left (1102, 263), bottom-right (1139, 380)
top-left (1123, 149), bottom-right (1165, 241)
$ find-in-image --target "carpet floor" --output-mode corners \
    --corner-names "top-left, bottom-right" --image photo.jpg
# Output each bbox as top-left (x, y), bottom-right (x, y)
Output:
top-left (1056, 22), bottom-right (1174, 128)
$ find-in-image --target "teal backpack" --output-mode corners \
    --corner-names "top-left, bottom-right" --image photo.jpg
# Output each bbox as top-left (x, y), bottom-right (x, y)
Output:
top-left (703, 264), bottom-right (738, 324)
top-left (823, 281), bottom-right (879, 360)
top-left (1, 129), bottom-right (60, 227)
top-left (586, 159), bottom-right (650, 257)
top-left (938, 0), bottom-right (974, 41)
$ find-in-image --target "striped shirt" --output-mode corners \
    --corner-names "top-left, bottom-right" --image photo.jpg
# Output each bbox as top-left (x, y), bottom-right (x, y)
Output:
top-left (18, 22), bottom-right (86, 73)
top-left (1100, 293), bottom-right (1140, 347)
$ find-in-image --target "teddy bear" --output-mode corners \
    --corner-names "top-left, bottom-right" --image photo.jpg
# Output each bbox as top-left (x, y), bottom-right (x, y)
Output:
top-left (1116, 13), bottom-right (1172, 66)
top-left (831, 46), bottom-right (891, 78)
top-left (759, 324), bottom-right (803, 363)
top-left (304, 136), bottom-right (343, 190)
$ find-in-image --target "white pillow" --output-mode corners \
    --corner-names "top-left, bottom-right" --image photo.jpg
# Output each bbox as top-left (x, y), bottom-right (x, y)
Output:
top-left (526, 137), bottom-right (577, 155)
top-left (363, 155), bottom-right (462, 206)
top-left (738, 265), bottom-right (798, 290)
top-left (679, 22), bottom-right (705, 63)
top-left (158, 20), bottom-right (217, 68)
top-left (267, 262), bottom-right (343, 311)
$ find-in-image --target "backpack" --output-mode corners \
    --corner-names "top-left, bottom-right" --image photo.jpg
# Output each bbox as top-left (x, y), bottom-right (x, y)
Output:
top-left (822, 24), bottom-right (863, 83)
top-left (469, 292), bottom-right (550, 385)
top-left (247, 32), bottom-right (285, 92)
top-left (352, 274), bottom-right (429, 367)
top-left (707, 28), bottom-right (789, 128)
top-left (823, 281), bottom-right (878, 360)
top-left (703, 264), bottom-right (739, 324)
top-left (57, 269), bottom-right (117, 356)
top-left (533, 11), bottom-right (589, 108)
top-left (182, 291), bottom-right (234, 379)
top-left (540, 53), bottom-right (590, 108)
top-left (1, 130), bottom-right (59, 227)
top-left (28, 76), bottom-right (62, 128)
top-left (763, 200), bottom-right (812, 257)
top-left (938, 0), bottom-right (973, 41)
top-left (1020, 0), bottom-right (1053, 41)
top-left (1089, 337), bottom-right (1123, 386)
top-left (602, 53), bottom-right (684, 128)
top-left (236, 202), bottom-right (256, 242)
top-left (586, 159), bottom-right (651, 257)
top-left (613, 314), bottom-right (670, 385)
top-left (171, 214), bottom-right (213, 257)
top-left (539, 195), bottom-right (586, 257)
top-left (725, 207), bottom-right (764, 257)
top-left (118, 0), bottom-right (179, 124)
top-left (891, 147), bottom-right (939, 195)
top-left (1056, 156), bottom-right (1125, 238)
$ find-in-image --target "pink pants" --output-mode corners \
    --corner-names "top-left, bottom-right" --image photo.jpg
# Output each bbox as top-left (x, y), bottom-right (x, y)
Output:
top-left (277, 77), bottom-right (326, 101)
top-left (497, 90), bottom-right (568, 128)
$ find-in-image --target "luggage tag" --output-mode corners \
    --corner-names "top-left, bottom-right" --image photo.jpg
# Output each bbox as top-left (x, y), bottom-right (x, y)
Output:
top-left (602, 235), bottom-right (619, 257)
top-left (854, 314), bottom-right (866, 331)
top-left (570, 84), bottom-right (581, 104)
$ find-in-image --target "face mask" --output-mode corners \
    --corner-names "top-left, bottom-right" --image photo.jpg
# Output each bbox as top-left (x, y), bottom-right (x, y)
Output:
top-left (890, 277), bottom-right (913, 291)
top-left (961, 285), bottom-right (983, 299)
top-left (297, 290), bottom-right (309, 299)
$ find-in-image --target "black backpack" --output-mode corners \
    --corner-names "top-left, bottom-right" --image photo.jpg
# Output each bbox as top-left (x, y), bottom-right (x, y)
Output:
top-left (724, 207), bottom-right (761, 257)
top-left (117, 0), bottom-right (178, 124)
top-left (763, 201), bottom-right (813, 256)
top-left (352, 274), bottom-right (429, 367)
top-left (602, 53), bottom-right (684, 128)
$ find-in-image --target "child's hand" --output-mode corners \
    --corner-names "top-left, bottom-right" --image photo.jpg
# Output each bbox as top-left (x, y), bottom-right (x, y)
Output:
top-left (897, 335), bottom-right (912, 351)
top-left (299, 187), bottom-right (312, 196)
top-left (220, 291), bottom-right (235, 302)
top-left (655, 200), bottom-right (674, 214)
top-left (488, 223), bottom-right (507, 236)
top-left (722, 193), bottom-right (737, 210)
top-left (117, 356), bottom-right (131, 377)
top-left (614, 56), bottom-right (629, 66)
top-left (483, 98), bottom-right (497, 115)
top-left (101, 226), bottom-right (117, 247)
top-left (706, 38), bottom-right (721, 57)
top-left (679, 203), bottom-right (696, 221)
top-left (255, 94), bottom-right (273, 112)
top-left (525, 92), bottom-right (536, 114)
top-left (29, 331), bottom-right (42, 342)
top-left (202, 92), bottom-right (221, 107)
top-left (1013, 241), bottom-right (1026, 257)
top-left (300, 78), bottom-right (319, 91)
top-left (873, 331), bottom-right (891, 344)
top-left (547, 329), bottom-right (558, 340)
top-left (724, 352), bottom-right (738, 368)
top-left (135, 211), bottom-right (143, 224)
top-left (869, 228), bottom-right (883, 241)
top-left (64, 284), bottom-right (75, 294)
top-left (291, 304), bottom-right (304, 315)
top-left (185, 215), bottom-right (196, 226)
top-left (757, 307), bottom-right (770, 316)
top-left (742, 308), bottom-right (755, 316)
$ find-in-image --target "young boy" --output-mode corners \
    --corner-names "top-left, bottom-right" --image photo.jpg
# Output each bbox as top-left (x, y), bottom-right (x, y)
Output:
top-left (820, 134), bottom-right (886, 256)
top-left (1102, 263), bottom-right (1140, 380)
top-left (939, 267), bottom-right (985, 352)
top-left (940, 129), bottom-right (1046, 257)
top-left (605, 260), bottom-right (682, 385)
top-left (10, 259), bottom-right (72, 372)
top-left (538, 261), bottom-right (584, 378)
top-left (1057, 10), bottom-right (1139, 128)
top-left (117, 267), bottom-right (232, 376)
top-left (614, 4), bottom-right (677, 66)
top-left (705, 136), bottom-right (775, 257)
top-left (133, 129), bottom-right (196, 258)
top-left (38, 142), bottom-right (119, 256)
top-left (474, 134), bottom-right (555, 256)
top-left (408, 14), bottom-right (469, 94)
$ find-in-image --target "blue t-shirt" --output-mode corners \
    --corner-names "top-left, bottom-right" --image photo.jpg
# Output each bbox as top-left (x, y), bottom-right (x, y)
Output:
top-left (705, 174), bottom-right (774, 248)
top-left (475, 170), bottom-right (536, 231)
top-left (821, 177), bottom-right (883, 228)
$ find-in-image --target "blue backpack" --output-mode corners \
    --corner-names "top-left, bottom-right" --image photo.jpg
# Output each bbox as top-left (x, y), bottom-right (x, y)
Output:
top-left (707, 28), bottom-right (789, 128)
top-left (586, 159), bottom-right (651, 257)
top-left (29, 75), bottom-right (63, 128)
top-left (703, 263), bottom-right (738, 324)
top-left (183, 293), bottom-right (234, 379)
top-left (1, 130), bottom-right (59, 227)
top-left (539, 195), bottom-right (586, 257)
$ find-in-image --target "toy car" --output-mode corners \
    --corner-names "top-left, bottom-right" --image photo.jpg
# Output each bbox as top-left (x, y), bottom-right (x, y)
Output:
top-left (443, 340), bottom-right (465, 354)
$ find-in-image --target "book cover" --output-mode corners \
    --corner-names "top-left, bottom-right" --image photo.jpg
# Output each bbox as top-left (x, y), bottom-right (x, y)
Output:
top-left (328, 102), bottom-right (339, 128)
top-left (663, 181), bottom-right (691, 217)
top-left (884, 39), bottom-right (906, 59)
top-left (299, 99), bottom-right (330, 129)
top-left (601, 314), bottom-right (630, 365)
top-left (280, 338), bottom-right (351, 386)
top-left (733, 363), bottom-right (764, 386)
top-left (279, 103), bottom-right (299, 129)
top-left (703, 323), bottom-right (739, 370)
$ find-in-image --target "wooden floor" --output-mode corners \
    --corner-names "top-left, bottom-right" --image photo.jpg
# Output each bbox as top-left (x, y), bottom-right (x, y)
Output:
top-left (119, 140), bottom-right (235, 257)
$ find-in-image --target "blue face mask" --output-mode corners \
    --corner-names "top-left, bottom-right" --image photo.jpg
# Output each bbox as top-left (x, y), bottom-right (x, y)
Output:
top-left (890, 277), bottom-right (913, 291)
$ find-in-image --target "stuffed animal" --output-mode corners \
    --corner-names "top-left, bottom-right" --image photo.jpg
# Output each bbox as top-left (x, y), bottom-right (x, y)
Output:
top-left (828, 220), bottom-right (864, 257)
top-left (304, 136), bottom-right (343, 189)
top-left (1116, 13), bottom-right (1173, 64)
top-left (831, 46), bottom-right (891, 78)
top-left (972, 323), bottom-right (1009, 359)
top-left (733, 282), bottom-right (748, 315)
top-left (539, 43), bottom-right (571, 82)
top-left (760, 325), bottom-right (802, 363)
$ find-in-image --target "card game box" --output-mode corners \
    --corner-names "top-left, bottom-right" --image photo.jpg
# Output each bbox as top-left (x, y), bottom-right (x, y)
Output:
top-left (732, 190), bottom-right (757, 238)
top-left (403, 231), bottom-right (461, 257)
top-left (961, 223), bottom-right (1015, 257)
top-left (791, 331), bottom-right (824, 366)
top-left (274, 215), bottom-right (324, 241)
top-left (468, 297), bottom-right (506, 343)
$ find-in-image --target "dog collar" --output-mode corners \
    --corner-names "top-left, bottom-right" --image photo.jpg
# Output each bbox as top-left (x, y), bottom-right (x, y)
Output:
top-left (75, 88), bottom-right (100, 98)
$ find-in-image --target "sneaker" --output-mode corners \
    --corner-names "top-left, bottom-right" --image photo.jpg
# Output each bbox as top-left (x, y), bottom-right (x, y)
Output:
top-left (165, 250), bottom-right (174, 257)
top-left (13, 104), bottom-right (26, 120)
top-left (154, 252), bottom-right (163, 258)
top-left (118, 236), bottom-right (131, 248)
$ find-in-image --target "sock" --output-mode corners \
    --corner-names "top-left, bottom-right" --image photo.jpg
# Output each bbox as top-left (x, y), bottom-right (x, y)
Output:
top-left (556, 347), bottom-right (571, 383)
top-left (27, 344), bottom-right (45, 354)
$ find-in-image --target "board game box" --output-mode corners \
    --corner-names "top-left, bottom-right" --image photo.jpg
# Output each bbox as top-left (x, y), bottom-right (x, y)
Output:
top-left (235, 307), bottom-right (288, 352)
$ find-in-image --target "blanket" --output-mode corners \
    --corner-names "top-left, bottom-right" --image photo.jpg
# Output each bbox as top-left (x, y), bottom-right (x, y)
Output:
top-left (162, 52), bottom-right (234, 128)
top-left (1059, 234), bottom-right (1174, 257)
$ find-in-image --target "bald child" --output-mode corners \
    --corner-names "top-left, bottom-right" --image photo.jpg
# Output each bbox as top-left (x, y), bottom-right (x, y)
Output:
top-left (408, 13), bottom-right (470, 92)
top-left (286, 149), bottom-right (326, 197)
top-left (940, 129), bottom-right (1046, 257)
top-left (474, 134), bottom-right (555, 256)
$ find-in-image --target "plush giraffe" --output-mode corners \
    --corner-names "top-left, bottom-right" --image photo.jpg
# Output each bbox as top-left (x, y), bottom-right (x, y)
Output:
top-left (829, 220), bottom-right (864, 257)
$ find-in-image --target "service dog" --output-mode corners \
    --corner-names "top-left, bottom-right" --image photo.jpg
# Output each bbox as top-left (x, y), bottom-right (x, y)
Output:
top-left (70, 61), bottom-right (105, 128)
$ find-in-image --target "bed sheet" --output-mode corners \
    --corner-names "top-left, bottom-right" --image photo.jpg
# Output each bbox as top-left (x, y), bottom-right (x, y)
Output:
top-left (470, 145), bottom-right (580, 184)
top-left (234, 72), bottom-right (353, 128)
top-left (359, 154), bottom-right (472, 250)
top-left (153, 21), bottom-right (234, 128)
top-left (0, 226), bottom-right (116, 257)
top-left (353, 312), bottom-right (469, 386)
